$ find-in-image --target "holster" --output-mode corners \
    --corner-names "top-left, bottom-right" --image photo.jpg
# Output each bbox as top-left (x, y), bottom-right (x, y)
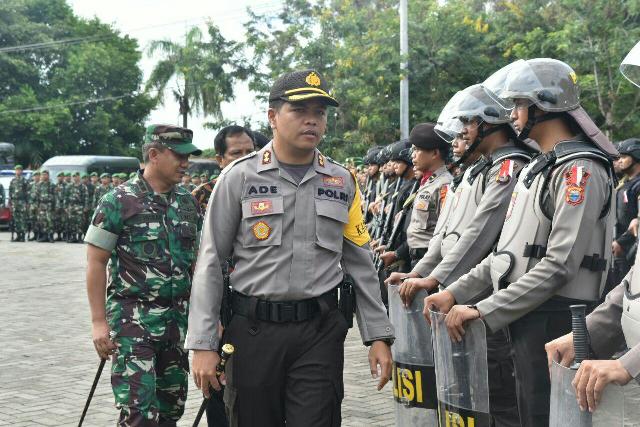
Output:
top-left (339, 275), bottom-right (356, 328)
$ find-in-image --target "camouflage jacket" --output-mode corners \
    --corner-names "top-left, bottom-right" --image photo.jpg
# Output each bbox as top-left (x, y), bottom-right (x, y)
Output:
top-left (64, 183), bottom-right (88, 209)
top-left (191, 179), bottom-right (216, 213)
top-left (9, 176), bottom-right (28, 203)
top-left (85, 172), bottom-right (203, 342)
top-left (178, 183), bottom-right (196, 193)
top-left (92, 184), bottom-right (112, 209)
top-left (28, 181), bottom-right (39, 204)
top-left (54, 182), bottom-right (67, 209)
top-left (36, 181), bottom-right (56, 208)
top-left (85, 182), bottom-right (95, 203)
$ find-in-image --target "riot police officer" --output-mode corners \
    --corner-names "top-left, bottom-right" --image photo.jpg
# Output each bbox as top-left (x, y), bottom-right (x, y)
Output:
top-left (426, 58), bottom-right (618, 427)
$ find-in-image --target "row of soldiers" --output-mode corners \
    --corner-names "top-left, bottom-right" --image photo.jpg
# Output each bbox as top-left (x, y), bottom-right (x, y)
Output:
top-left (8, 167), bottom-right (135, 243)
top-left (362, 54), bottom-right (640, 426)
top-left (177, 171), bottom-right (220, 193)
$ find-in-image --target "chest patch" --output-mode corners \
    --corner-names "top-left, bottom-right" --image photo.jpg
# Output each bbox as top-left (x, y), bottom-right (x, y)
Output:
top-left (317, 187), bottom-right (348, 203)
top-left (246, 184), bottom-right (280, 197)
top-left (251, 199), bottom-right (273, 215)
top-left (322, 176), bottom-right (344, 188)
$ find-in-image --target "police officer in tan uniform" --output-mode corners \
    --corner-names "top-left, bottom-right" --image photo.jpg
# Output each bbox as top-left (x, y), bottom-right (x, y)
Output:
top-left (544, 40), bottom-right (640, 415)
top-left (186, 70), bottom-right (394, 427)
top-left (425, 58), bottom-right (618, 426)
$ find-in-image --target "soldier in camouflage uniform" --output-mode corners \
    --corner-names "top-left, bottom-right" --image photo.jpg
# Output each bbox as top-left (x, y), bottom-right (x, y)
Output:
top-left (27, 171), bottom-right (41, 240)
top-left (93, 173), bottom-right (112, 209)
top-left (36, 170), bottom-right (56, 242)
top-left (178, 172), bottom-right (195, 193)
top-left (191, 124), bottom-right (255, 212)
top-left (84, 173), bottom-right (96, 233)
top-left (54, 171), bottom-right (67, 241)
top-left (9, 165), bottom-right (29, 242)
top-left (112, 173), bottom-right (122, 187)
top-left (64, 171), bottom-right (88, 242)
top-left (85, 124), bottom-right (203, 426)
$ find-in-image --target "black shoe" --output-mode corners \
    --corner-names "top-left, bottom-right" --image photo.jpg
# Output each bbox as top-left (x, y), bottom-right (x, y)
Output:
top-left (17, 232), bottom-right (25, 242)
top-left (37, 234), bottom-right (48, 242)
top-left (49, 233), bottom-right (55, 243)
top-left (55, 233), bottom-right (63, 241)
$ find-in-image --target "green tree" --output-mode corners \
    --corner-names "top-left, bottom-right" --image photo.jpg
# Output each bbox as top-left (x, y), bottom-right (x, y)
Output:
top-left (0, 0), bottom-right (155, 166)
top-left (146, 24), bottom-right (247, 128)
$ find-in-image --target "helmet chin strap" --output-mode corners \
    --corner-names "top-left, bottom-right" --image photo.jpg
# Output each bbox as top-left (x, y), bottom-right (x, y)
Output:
top-left (517, 105), bottom-right (564, 141)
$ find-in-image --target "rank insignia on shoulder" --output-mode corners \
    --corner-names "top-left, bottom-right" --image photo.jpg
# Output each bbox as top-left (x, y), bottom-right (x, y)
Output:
top-left (252, 221), bottom-right (271, 240)
top-left (251, 200), bottom-right (273, 215)
top-left (318, 153), bottom-right (325, 167)
top-left (323, 176), bottom-right (344, 187)
top-left (497, 160), bottom-right (514, 184)
top-left (262, 150), bottom-right (272, 165)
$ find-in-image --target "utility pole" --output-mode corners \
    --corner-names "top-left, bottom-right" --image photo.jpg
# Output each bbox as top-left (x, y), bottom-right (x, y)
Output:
top-left (399, 0), bottom-right (409, 139)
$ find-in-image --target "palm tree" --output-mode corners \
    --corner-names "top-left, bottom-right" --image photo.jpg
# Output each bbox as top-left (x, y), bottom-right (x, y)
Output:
top-left (146, 25), bottom-right (244, 128)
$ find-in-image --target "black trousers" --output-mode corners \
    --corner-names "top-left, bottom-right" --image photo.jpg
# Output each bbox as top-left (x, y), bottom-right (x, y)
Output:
top-left (206, 389), bottom-right (228, 427)
top-left (222, 309), bottom-right (349, 427)
top-left (486, 329), bottom-right (520, 427)
top-left (508, 310), bottom-right (572, 427)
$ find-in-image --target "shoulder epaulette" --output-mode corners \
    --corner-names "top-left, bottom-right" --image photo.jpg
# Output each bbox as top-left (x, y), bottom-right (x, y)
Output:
top-left (220, 151), bottom-right (257, 176)
top-left (327, 156), bottom-right (348, 170)
top-left (490, 145), bottom-right (534, 166)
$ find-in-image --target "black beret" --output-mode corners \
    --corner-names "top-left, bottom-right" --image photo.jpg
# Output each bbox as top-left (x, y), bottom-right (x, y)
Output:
top-left (409, 123), bottom-right (449, 150)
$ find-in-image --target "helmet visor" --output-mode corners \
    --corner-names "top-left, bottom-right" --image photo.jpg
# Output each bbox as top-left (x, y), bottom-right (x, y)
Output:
top-left (435, 118), bottom-right (463, 143)
top-left (621, 41), bottom-right (640, 88)
top-left (456, 85), bottom-right (511, 124)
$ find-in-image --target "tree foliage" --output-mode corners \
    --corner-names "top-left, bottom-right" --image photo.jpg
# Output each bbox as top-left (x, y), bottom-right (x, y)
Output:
top-left (0, 0), bottom-right (155, 167)
top-left (146, 24), bottom-right (249, 128)
top-left (243, 0), bottom-right (640, 160)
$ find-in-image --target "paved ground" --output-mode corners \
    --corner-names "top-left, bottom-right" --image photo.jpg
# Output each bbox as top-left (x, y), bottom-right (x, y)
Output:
top-left (0, 231), bottom-right (394, 426)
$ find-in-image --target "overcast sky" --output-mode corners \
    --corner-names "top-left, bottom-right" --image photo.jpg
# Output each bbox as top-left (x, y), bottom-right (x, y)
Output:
top-left (68, 0), bottom-right (283, 150)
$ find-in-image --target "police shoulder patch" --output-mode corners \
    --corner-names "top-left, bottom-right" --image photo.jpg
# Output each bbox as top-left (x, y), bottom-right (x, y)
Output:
top-left (220, 151), bottom-right (258, 176)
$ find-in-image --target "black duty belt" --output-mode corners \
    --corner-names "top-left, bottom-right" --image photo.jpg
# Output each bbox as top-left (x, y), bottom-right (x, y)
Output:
top-left (523, 244), bottom-right (607, 272)
top-left (231, 288), bottom-right (339, 323)
top-left (409, 248), bottom-right (428, 260)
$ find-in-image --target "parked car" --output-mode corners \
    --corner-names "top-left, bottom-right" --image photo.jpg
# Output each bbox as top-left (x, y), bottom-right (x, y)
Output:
top-left (41, 155), bottom-right (140, 178)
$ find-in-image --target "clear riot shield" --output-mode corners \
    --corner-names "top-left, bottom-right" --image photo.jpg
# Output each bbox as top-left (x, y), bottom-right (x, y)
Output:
top-left (388, 285), bottom-right (438, 426)
top-left (430, 310), bottom-right (491, 427)
top-left (550, 360), bottom-right (640, 427)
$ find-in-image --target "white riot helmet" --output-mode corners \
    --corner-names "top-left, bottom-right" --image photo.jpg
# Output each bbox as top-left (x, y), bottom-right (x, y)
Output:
top-left (435, 90), bottom-right (466, 143)
top-left (496, 58), bottom-right (617, 156)
top-left (621, 41), bottom-right (640, 87)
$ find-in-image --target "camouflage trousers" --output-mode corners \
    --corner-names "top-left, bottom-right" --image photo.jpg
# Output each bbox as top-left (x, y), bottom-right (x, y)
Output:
top-left (111, 337), bottom-right (189, 427)
top-left (53, 208), bottom-right (65, 234)
top-left (36, 204), bottom-right (53, 234)
top-left (28, 204), bottom-right (39, 231)
top-left (66, 205), bottom-right (85, 235)
top-left (11, 202), bottom-right (28, 233)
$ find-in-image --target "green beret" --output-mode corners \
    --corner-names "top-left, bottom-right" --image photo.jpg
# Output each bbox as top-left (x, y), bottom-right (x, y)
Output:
top-left (100, 173), bottom-right (111, 179)
top-left (72, 171), bottom-right (80, 177)
top-left (184, 171), bottom-right (191, 176)
top-left (129, 172), bottom-right (136, 179)
top-left (32, 170), bottom-right (40, 176)
top-left (14, 164), bottom-right (23, 170)
top-left (81, 173), bottom-right (88, 178)
top-left (41, 170), bottom-right (49, 175)
top-left (64, 171), bottom-right (72, 177)
top-left (90, 171), bottom-right (98, 177)
top-left (199, 173), bottom-right (208, 178)
top-left (210, 174), bottom-right (219, 180)
top-left (56, 171), bottom-right (65, 177)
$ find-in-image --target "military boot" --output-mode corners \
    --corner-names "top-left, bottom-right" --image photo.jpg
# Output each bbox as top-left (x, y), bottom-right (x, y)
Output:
top-left (37, 232), bottom-right (48, 242)
top-left (49, 233), bottom-right (55, 243)
top-left (55, 232), bottom-right (63, 242)
top-left (17, 232), bottom-right (25, 242)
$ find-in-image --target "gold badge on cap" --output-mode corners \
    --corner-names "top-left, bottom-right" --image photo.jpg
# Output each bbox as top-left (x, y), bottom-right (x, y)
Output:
top-left (262, 150), bottom-right (272, 165)
top-left (306, 72), bottom-right (321, 87)
top-left (252, 221), bottom-right (271, 241)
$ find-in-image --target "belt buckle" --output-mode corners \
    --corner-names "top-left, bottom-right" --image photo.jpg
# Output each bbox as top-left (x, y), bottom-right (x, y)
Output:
top-left (278, 302), bottom-right (296, 322)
